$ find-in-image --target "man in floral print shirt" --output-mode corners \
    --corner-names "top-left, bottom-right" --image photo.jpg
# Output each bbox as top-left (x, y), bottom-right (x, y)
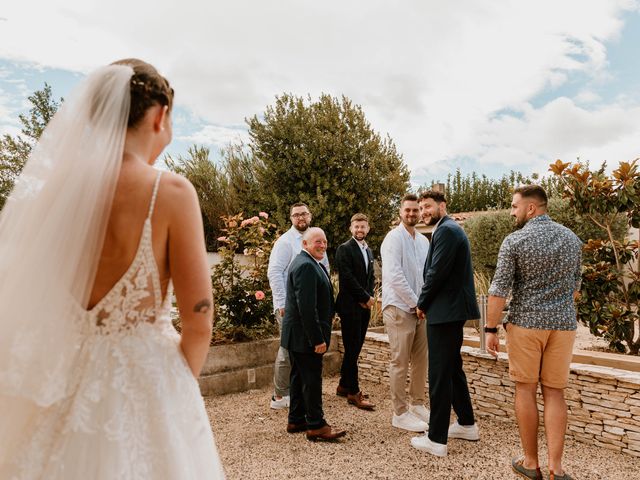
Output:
top-left (486, 185), bottom-right (582, 480)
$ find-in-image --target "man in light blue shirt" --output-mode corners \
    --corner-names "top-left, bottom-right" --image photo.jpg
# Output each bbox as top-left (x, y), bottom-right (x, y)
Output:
top-left (267, 202), bottom-right (329, 409)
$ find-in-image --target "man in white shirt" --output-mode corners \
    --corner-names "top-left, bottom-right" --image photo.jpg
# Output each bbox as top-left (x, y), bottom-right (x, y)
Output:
top-left (381, 194), bottom-right (430, 432)
top-left (267, 202), bottom-right (329, 409)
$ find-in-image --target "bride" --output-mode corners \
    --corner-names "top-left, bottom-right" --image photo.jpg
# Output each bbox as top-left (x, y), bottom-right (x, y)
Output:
top-left (0, 59), bottom-right (225, 479)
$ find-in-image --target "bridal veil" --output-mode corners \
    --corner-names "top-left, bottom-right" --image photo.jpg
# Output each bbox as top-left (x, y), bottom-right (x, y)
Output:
top-left (0, 64), bottom-right (133, 451)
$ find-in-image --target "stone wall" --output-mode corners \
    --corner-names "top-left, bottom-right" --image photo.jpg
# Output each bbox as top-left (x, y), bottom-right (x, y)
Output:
top-left (337, 331), bottom-right (640, 457)
top-left (199, 333), bottom-right (341, 396)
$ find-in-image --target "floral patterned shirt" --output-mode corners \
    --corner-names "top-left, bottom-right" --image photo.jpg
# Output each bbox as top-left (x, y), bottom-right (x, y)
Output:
top-left (488, 214), bottom-right (582, 330)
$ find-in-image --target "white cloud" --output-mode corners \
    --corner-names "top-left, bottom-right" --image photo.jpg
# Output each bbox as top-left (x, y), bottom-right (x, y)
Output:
top-left (177, 124), bottom-right (249, 148)
top-left (575, 89), bottom-right (602, 104)
top-left (0, 86), bottom-right (22, 137)
top-left (0, 0), bottom-right (638, 179)
top-left (460, 97), bottom-right (640, 174)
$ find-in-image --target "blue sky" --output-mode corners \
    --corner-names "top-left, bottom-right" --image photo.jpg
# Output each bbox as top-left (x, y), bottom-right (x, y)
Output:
top-left (0, 60), bottom-right (220, 163)
top-left (1, 1), bottom-right (639, 188)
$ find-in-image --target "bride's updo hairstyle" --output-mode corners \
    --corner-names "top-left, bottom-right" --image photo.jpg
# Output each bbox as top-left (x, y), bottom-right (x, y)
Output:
top-left (111, 58), bottom-right (174, 128)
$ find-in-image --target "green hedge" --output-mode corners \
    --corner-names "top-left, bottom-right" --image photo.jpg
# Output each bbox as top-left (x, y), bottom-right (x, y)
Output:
top-left (463, 211), bottom-right (513, 278)
top-left (463, 198), bottom-right (628, 279)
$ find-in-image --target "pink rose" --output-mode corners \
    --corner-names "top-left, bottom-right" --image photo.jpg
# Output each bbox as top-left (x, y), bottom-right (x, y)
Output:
top-left (228, 220), bottom-right (238, 228)
top-left (251, 216), bottom-right (260, 224)
top-left (217, 236), bottom-right (227, 242)
top-left (255, 291), bottom-right (265, 300)
top-left (259, 212), bottom-right (269, 219)
top-left (240, 219), bottom-right (251, 227)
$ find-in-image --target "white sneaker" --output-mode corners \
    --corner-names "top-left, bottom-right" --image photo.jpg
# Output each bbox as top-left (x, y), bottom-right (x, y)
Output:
top-left (411, 434), bottom-right (447, 456)
top-left (448, 421), bottom-right (480, 441)
top-left (270, 395), bottom-right (290, 409)
top-left (392, 411), bottom-right (428, 432)
top-left (409, 404), bottom-right (431, 423)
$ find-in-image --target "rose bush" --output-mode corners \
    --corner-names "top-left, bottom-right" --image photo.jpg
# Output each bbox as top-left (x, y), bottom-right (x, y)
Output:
top-left (211, 212), bottom-right (279, 343)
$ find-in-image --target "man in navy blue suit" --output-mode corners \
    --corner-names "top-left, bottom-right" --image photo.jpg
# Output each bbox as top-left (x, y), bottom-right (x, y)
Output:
top-left (411, 190), bottom-right (480, 457)
top-left (280, 227), bottom-right (346, 442)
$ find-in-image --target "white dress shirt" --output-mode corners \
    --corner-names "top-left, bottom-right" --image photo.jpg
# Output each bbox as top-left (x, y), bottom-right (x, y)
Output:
top-left (380, 224), bottom-right (430, 313)
top-left (354, 238), bottom-right (369, 272)
top-left (267, 226), bottom-right (330, 312)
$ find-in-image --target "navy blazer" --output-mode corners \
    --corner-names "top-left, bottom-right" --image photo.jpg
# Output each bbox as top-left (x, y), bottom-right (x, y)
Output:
top-left (335, 237), bottom-right (374, 317)
top-left (417, 216), bottom-right (480, 325)
top-left (280, 250), bottom-right (335, 353)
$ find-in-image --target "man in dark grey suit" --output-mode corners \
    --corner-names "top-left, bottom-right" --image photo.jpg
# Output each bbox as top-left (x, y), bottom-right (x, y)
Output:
top-left (281, 227), bottom-right (346, 441)
top-left (412, 190), bottom-right (480, 457)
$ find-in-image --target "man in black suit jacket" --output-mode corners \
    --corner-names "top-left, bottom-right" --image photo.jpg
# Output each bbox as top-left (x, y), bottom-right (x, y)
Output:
top-left (412, 190), bottom-right (480, 457)
top-left (335, 213), bottom-right (376, 410)
top-left (281, 227), bottom-right (346, 441)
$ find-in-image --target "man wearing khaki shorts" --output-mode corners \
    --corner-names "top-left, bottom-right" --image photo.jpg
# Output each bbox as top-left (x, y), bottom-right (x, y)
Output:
top-left (380, 194), bottom-right (430, 432)
top-left (485, 185), bottom-right (582, 480)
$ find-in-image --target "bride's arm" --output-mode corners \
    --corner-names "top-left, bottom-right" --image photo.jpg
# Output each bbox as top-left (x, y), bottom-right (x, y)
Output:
top-left (165, 173), bottom-right (213, 378)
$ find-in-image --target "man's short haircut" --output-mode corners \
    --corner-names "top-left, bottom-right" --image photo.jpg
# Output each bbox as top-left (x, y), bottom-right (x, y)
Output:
top-left (290, 202), bottom-right (310, 214)
top-left (401, 193), bottom-right (418, 204)
top-left (302, 226), bottom-right (324, 242)
top-left (514, 184), bottom-right (548, 206)
top-left (419, 190), bottom-right (447, 204)
top-left (350, 213), bottom-right (369, 224)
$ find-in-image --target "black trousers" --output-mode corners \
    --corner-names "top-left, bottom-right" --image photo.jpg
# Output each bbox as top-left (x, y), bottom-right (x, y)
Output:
top-left (427, 320), bottom-right (475, 444)
top-left (338, 306), bottom-right (370, 394)
top-left (288, 350), bottom-right (326, 430)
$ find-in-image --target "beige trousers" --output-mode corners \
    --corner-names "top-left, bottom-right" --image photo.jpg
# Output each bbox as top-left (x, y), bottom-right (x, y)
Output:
top-left (383, 305), bottom-right (428, 415)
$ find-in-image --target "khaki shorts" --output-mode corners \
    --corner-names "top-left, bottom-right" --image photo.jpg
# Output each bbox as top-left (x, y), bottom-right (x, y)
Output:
top-left (505, 323), bottom-right (576, 389)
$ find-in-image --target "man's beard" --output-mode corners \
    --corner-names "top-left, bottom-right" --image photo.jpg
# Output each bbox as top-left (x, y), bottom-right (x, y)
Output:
top-left (402, 216), bottom-right (418, 227)
top-left (294, 222), bottom-right (308, 232)
top-left (427, 212), bottom-right (441, 226)
top-left (353, 232), bottom-right (366, 240)
top-left (513, 216), bottom-right (527, 230)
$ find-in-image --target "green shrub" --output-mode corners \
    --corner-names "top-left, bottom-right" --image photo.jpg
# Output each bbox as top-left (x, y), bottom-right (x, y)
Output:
top-left (463, 210), bottom-right (513, 278)
top-left (551, 159), bottom-right (639, 355)
top-left (464, 199), bottom-right (628, 282)
top-left (547, 197), bottom-right (627, 244)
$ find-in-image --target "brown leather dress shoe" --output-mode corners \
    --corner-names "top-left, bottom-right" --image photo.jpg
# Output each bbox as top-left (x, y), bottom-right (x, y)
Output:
top-left (306, 425), bottom-right (347, 441)
top-left (347, 392), bottom-right (376, 410)
top-left (286, 422), bottom-right (308, 433)
top-left (336, 385), bottom-right (369, 398)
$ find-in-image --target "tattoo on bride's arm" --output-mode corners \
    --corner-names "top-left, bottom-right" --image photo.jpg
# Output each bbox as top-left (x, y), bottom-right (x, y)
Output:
top-left (193, 299), bottom-right (212, 314)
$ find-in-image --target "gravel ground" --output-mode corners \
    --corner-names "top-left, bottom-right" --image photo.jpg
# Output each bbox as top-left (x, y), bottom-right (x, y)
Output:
top-left (205, 376), bottom-right (640, 480)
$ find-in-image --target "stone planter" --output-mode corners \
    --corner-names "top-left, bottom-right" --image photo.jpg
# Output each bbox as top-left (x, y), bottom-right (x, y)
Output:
top-left (198, 332), bottom-right (343, 396)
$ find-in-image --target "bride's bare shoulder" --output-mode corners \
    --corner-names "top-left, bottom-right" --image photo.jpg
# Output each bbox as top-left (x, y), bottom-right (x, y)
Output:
top-left (159, 171), bottom-right (196, 196)
top-left (156, 171), bottom-right (199, 213)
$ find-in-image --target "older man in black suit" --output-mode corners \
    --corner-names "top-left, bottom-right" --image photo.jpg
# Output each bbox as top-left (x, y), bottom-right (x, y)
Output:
top-left (281, 227), bottom-right (346, 441)
top-left (335, 213), bottom-right (376, 410)
top-left (412, 190), bottom-right (480, 457)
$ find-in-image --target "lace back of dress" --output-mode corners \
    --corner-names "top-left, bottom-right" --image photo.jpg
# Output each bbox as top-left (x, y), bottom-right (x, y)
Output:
top-left (91, 171), bottom-right (165, 335)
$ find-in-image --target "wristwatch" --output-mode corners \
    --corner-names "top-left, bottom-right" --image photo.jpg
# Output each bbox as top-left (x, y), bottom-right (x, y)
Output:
top-left (484, 326), bottom-right (499, 333)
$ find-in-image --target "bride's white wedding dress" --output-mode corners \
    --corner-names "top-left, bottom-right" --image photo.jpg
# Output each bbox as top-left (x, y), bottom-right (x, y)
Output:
top-left (8, 172), bottom-right (225, 479)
